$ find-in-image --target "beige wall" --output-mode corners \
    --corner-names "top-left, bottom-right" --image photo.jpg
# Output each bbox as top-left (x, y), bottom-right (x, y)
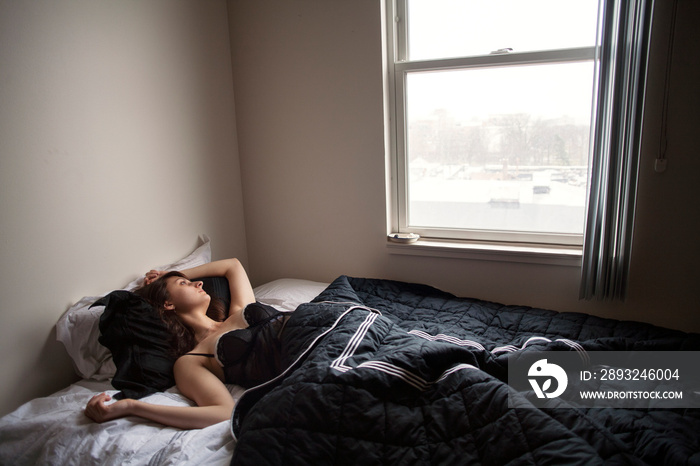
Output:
top-left (230, 0), bottom-right (700, 331)
top-left (0, 0), bottom-right (247, 416)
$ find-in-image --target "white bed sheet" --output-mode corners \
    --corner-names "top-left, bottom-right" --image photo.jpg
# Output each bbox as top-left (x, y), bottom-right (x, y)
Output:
top-left (0, 380), bottom-right (243, 466)
top-left (0, 278), bottom-right (329, 466)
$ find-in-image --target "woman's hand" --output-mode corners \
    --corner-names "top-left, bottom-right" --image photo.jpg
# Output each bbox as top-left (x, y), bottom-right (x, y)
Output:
top-left (144, 269), bottom-right (165, 286)
top-left (84, 393), bottom-right (133, 423)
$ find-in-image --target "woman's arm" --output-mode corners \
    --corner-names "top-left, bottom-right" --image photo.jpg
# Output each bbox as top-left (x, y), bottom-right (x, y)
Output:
top-left (85, 357), bottom-right (235, 429)
top-left (145, 258), bottom-right (255, 315)
top-left (182, 258), bottom-right (255, 315)
top-left (85, 394), bottom-right (232, 430)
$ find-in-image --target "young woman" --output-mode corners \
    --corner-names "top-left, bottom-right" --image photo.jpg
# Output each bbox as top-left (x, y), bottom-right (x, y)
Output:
top-left (84, 258), bottom-right (279, 429)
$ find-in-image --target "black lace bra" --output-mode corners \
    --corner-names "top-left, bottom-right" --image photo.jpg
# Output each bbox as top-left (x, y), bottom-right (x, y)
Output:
top-left (186, 302), bottom-right (289, 388)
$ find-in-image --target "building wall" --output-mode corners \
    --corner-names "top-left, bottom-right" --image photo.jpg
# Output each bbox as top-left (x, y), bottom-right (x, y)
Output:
top-left (0, 0), bottom-right (247, 416)
top-left (230, 0), bottom-right (700, 331)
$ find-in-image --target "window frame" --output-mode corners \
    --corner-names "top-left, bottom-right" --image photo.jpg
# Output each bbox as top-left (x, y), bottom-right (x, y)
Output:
top-left (385, 0), bottom-right (599, 248)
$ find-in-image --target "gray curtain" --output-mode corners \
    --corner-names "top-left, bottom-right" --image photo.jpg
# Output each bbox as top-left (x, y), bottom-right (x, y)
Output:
top-left (580, 0), bottom-right (655, 300)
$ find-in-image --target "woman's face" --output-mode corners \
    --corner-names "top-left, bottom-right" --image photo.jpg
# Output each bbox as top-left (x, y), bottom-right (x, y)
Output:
top-left (164, 276), bottom-right (211, 314)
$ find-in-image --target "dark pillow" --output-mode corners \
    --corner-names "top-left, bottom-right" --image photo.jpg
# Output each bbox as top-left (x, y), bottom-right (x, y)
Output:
top-left (199, 276), bottom-right (231, 313)
top-left (93, 276), bottom-right (231, 400)
top-left (93, 291), bottom-right (175, 400)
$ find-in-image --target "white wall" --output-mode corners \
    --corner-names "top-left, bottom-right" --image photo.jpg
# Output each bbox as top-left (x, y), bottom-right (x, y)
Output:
top-left (230, 0), bottom-right (700, 331)
top-left (0, 0), bottom-right (247, 416)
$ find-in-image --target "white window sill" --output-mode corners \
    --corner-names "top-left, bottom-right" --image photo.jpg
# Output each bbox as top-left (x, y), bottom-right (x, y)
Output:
top-left (386, 237), bottom-right (582, 267)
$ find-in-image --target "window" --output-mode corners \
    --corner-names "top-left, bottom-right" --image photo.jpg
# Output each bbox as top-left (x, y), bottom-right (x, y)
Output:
top-left (385, 0), bottom-right (656, 300)
top-left (386, 0), bottom-right (599, 246)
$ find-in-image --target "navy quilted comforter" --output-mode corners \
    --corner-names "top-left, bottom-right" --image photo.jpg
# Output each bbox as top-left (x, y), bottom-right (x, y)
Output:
top-left (230, 276), bottom-right (700, 465)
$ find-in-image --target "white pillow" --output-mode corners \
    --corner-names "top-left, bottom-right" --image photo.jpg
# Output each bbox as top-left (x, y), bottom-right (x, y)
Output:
top-left (254, 278), bottom-right (329, 312)
top-left (56, 236), bottom-right (212, 380)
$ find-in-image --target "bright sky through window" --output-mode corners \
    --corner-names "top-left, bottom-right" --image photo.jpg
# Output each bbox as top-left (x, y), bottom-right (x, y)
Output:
top-left (406, 0), bottom-right (599, 60)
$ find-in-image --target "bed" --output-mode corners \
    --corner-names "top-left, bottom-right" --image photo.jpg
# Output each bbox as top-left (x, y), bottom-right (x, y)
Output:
top-left (2, 241), bottom-right (700, 465)
top-left (0, 240), bottom-right (328, 466)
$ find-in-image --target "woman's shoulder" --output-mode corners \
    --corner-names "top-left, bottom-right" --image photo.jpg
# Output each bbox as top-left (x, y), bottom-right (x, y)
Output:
top-left (174, 342), bottom-right (218, 374)
top-left (182, 332), bottom-right (219, 360)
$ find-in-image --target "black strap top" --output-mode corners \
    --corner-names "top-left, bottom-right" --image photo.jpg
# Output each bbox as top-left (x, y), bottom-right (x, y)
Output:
top-left (186, 302), bottom-right (289, 388)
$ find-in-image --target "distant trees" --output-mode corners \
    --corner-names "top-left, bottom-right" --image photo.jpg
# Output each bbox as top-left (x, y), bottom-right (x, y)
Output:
top-left (408, 110), bottom-right (589, 168)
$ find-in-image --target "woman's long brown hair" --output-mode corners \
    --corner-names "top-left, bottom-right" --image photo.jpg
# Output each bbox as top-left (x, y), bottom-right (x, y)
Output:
top-left (135, 271), bottom-right (227, 357)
